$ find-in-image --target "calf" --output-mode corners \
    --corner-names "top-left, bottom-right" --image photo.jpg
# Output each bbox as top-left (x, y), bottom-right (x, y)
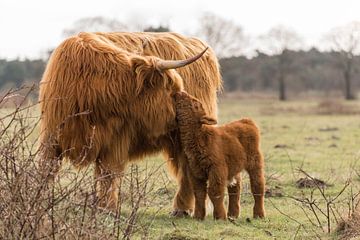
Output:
top-left (174, 91), bottom-right (265, 220)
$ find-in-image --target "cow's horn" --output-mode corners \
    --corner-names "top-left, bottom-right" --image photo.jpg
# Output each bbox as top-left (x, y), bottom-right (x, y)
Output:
top-left (156, 47), bottom-right (208, 70)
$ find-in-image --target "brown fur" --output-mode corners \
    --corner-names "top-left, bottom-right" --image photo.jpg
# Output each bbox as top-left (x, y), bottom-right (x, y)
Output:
top-left (39, 32), bottom-right (222, 210)
top-left (174, 91), bottom-right (265, 220)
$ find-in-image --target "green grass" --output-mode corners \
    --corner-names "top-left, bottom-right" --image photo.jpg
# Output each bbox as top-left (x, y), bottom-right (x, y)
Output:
top-left (127, 98), bottom-right (360, 239)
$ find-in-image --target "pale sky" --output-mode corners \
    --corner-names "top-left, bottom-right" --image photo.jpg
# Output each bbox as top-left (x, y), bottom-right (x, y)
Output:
top-left (1, 0), bottom-right (360, 59)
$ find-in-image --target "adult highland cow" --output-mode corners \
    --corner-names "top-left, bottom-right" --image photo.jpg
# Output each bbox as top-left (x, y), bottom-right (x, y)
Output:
top-left (39, 32), bottom-right (222, 215)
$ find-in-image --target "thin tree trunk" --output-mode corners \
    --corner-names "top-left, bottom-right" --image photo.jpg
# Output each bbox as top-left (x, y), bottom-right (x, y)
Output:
top-left (344, 58), bottom-right (354, 100)
top-left (278, 52), bottom-right (286, 101)
top-left (279, 72), bottom-right (286, 101)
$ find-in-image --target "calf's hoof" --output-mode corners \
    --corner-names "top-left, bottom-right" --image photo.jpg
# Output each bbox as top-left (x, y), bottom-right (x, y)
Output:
top-left (214, 213), bottom-right (227, 221)
top-left (227, 211), bottom-right (240, 219)
top-left (170, 209), bottom-right (190, 218)
top-left (193, 213), bottom-right (205, 221)
top-left (253, 209), bottom-right (265, 219)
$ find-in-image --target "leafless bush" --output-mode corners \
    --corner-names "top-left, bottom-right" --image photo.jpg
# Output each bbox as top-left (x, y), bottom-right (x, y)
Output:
top-left (0, 86), bottom-right (166, 239)
top-left (289, 168), bottom-right (359, 234)
top-left (336, 205), bottom-right (360, 239)
top-left (267, 166), bottom-right (360, 238)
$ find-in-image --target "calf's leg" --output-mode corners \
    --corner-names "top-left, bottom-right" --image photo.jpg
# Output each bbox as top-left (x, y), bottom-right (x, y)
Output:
top-left (247, 165), bottom-right (265, 218)
top-left (208, 170), bottom-right (227, 220)
top-left (191, 177), bottom-right (207, 220)
top-left (227, 173), bottom-right (241, 218)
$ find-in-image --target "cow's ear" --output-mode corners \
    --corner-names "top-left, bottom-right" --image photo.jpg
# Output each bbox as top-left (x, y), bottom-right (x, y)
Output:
top-left (200, 116), bottom-right (217, 125)
top-left (130, 56), bottom-right (162, 94)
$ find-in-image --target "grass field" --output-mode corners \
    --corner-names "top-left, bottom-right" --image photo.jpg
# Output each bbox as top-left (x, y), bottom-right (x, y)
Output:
top-left (1, 97), bottom-right (360, 239)
top-left (126, 98), bottom-right (360, 239)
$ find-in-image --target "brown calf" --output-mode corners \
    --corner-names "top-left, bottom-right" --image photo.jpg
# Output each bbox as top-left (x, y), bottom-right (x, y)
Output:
top-left (174, 91), bottom-right (265, 220)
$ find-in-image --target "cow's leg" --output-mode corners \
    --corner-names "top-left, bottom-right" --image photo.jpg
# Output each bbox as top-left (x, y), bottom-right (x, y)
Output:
top-left (38, 133), bottom-right (62, 181)
top-left (227, 173), bottom-right (241, 218)
top-left (247, 158), bottom-right (265, 218)
top-left (163, 132), bottom-right (194, 217)
top-left (166, 151), bottom-right (194, 217)
top-left (95, 144), bottom-right (127, 210)
top-left (94, 163), bottom-right (121, 210)
top-left (93, 131), bottom-right (131, 211)
top-left (172, 159), bottom-right (195, 217)
top-left (208, 169), bottom-right (227, 220)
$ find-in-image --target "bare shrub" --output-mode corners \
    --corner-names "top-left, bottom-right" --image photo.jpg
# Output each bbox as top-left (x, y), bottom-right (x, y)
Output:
top-left (0, 86), bottom-right (166, 239)
top-left (268, 166), bottom-right (360, 238)
top-left (290, 169), bottom-right (359, 234)
top-left (337, 206), bottom-right (360, 239)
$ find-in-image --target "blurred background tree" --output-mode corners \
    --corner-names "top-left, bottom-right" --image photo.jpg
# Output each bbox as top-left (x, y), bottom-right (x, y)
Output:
top-left (259, 25), bottom-right (303, 100)
top-left (324, 21), bottom-right (360, 100)
top-left (0, 59), bottom-right (45, 90)
top-left (144, 25), bottom-right (170, 32)
top-left (197, 12), bottom-right (248, 58)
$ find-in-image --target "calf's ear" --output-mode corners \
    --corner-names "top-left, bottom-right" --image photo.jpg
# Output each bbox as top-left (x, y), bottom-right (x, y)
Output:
top-left (200, 116), bottom-right (217, 125)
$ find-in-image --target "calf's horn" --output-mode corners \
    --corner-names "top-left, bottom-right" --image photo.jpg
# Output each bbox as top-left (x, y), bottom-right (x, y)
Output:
top-left (156, 47), bottom-right (208, 70)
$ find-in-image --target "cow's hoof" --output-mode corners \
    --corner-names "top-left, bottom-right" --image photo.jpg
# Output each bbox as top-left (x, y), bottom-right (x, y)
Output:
top-left (170, 209), bottom-right (190, 218)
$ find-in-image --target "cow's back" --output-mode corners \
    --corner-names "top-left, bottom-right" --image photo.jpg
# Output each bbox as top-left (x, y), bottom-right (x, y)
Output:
top-left (94, 32), bottom-right (222, 118)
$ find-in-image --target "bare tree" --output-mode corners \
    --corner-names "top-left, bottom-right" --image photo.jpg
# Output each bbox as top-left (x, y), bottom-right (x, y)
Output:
top-left (62, 16), bottom-right (127, 37)
top-left (260, 25), bottom-right (303, 101)
top-left (324, 22), bottom-right (360, 100)
top-left (197, 12), bottom-right (248, 58)
top-left (144, 25), bottom-right (170, 32)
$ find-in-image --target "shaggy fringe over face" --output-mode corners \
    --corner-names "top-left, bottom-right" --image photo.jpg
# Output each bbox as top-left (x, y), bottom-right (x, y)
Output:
top-left (39, 32), bottom-right (222, 168)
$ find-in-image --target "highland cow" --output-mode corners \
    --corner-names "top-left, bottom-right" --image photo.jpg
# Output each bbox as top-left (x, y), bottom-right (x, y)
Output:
top-left (39, 32), bottom-right (222, 214)
top-left (174, 91), bottom-right (265, 220)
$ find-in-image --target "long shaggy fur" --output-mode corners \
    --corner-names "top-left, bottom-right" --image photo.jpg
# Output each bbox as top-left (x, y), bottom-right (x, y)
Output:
top-left (39, 32), bottom-right (222, 209)
top-left (174, 91), bottom-right (265, 220)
